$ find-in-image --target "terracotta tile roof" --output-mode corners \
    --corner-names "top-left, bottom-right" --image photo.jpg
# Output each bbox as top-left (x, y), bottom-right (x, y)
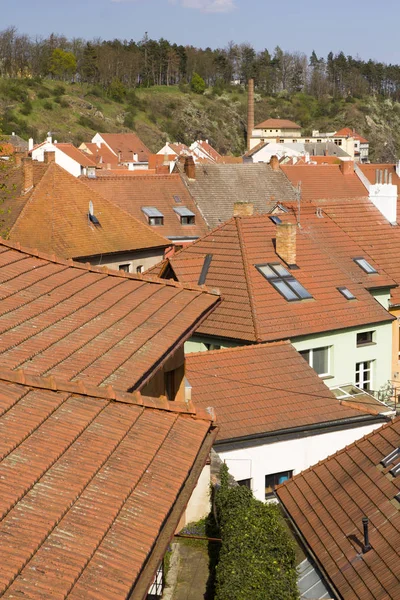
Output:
top-left (254, 118), bottom-right (301, 130)
top-left (358, 163), bottom-right (400, 189)
top-left (8, 163), bottom-right (169, 259)
top-left (155, 211), bottom-right (393, 343)
top-left (169, 142), bottom-right (191, 155)
top-left (0, 143), bottom-right (15, 157)
top-left (54, 143), bottom-right (97, 167)
top-left (0, 161), bottom-right (50, 236)
top-left (335, 127), bottom-right (369, 143)
top-left (85, 173), bottom-right (208, 240)
top-left (320, 200), bottom-right (400, 306)
top-left (276, 416), bottom-right (400, 599)
top-left (177, 163), bottom-right (297, 230)
top-left (196, 140), bottom-right (222, 162)
top-left (218, 155), bottom-right (243, 164)
top-left (186, 342), bottom-right (386, 442)
top-left (0, 368), bottom-right (216, 599)
top-left (0, 238), bottom-right (220, 390)
top-left (281, 164), bottom-right (368, 202)
top-left (1, 134), bottom-right (28, 152)
top-left (98, 133), bottom-right (151, 163)
top-left (79, 142), bottom-right (120, 168)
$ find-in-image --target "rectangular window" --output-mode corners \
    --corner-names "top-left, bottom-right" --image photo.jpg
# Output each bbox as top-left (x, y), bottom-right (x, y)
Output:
top-left (265, 471), bottom-right (293, 499)
top-left (356, 331), bottom-right (375, 346)
top-left (119, 264), bottom-right (130, 273)
top-left (173, 206), bottom-right (195, 225)
top-left (355, 361), bottom-right (373, 391)
top-left (300, 346), bottom-right (330, 376)
top-left (237, 478), bottom-right (252, 489)
top-left (353, 257), bottom-right (377, 274)
top-left (149, 216), bottom-right (164, 226)
top-left (181, 215), bottom-right (195, 225)
top-left (136, 265), bottom-right (143, 274)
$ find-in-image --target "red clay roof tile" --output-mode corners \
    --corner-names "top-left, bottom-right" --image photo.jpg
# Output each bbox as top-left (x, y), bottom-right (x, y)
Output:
top-left (98, 133), bottom-right (151, 163)
top-left (0, 239), bottom-right (220, 391)
top-left (255, 118), bottom-right (301, 130)
top-left (186, 342), bottom-right (385, 441)
top-left (155, 211), bottom-right (393, 343)
top-left (0, 370), bottom-right (216, 598)
top-left (276, 417), bottom-right (400, 600)
top-left (281, 164), bottom-right (368, 202)
top-left (8, 163), bottom-right (169, 259)
top-left (84, 173), bottom-right (208, 240)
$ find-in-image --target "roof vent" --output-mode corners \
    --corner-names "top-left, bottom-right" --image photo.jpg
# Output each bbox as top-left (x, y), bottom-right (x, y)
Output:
top-left (316, 207), bottom-right (323, 218)
top-left (362, 517), bottom-right (372, 554)
top-left (381, 447), bottom-right (400, 468)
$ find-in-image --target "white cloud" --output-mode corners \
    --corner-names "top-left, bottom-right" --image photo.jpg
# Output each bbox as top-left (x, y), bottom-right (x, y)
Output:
top-left (112, 0), bottom-right (235, 13)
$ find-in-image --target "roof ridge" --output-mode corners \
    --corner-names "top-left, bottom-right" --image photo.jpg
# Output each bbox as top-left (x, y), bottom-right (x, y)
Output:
top-left (0, 366), bottom-right (215, 421)
top-left (0, 236), bottom-right (220, 295)
top-left (235, 217), bottom-right (261, 342)
top-left (186, 339), bottom-right (290, 359)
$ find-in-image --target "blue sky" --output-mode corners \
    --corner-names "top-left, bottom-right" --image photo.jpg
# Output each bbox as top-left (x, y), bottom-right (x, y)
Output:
top-left (3, 0), bottom-right (400, 63)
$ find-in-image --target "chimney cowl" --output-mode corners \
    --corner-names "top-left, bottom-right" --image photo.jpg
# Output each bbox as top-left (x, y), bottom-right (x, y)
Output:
top-left (276, 223), bottom-right (296, 266)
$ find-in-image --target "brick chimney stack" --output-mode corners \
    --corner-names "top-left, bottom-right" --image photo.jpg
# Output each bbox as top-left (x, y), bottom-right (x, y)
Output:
top-left (44, 151), bottom-right (56, 164)
top-left (270, 155), bottom-right (280, 171)
top-left (247, 79), bottom-right (255, 151)
top-left (339, 159), bottom-right (354, 175)
top-left (22, 157), bottom-right (34, 194)
top-left (233, 202), bottom-right (254, 217)
top-left (276, 223), bottom-right (297, 266)
top-left (184, 156), bottom-right (196, 180)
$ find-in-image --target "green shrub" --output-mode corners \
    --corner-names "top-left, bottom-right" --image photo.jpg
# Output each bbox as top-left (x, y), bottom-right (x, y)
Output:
top-left (190, 72), bottom-right (206, 95)
top-left (123, 110), bottom-right (135, 129)
top-left (43, 101), bottom-right (53, 111)
top-left (37, 90), bottom-right (50, 99)
top-left (107, 77), bottom-right (126, 102)
top-left (1, 82), bottom-right (28, 102)
top-left (20, 98), bottom-right (33, 116)
top-left (126, 89), bottom-right (142, 108)
top-left (87, 86), bottom-right (105, 98)
top-left (52, 84), bottom-right (66, 97)
top-left (78, 115), bottom-right (97, 129)
top-left (214, 464), bottom-right (299, 600)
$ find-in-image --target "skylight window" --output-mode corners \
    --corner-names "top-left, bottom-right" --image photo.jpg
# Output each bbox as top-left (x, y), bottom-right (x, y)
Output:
top-left (269, 215), bottom-right (282, 224)
top-left (338, 287), bottom-right (356, 300)
top-left (381, 447), bottom-right (400, 468)
top-left (173, 195), bottom-right (182, 203)
top-left (256, 263), bottom-right (313, 302)
top-left (353, 258), bottom-right (377, 274)
top-left (390, 462), bottom-right (400, 477)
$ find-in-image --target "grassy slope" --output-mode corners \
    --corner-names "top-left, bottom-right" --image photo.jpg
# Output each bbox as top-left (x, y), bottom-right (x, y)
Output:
top-left (0, 77), bottom-right (399, 161)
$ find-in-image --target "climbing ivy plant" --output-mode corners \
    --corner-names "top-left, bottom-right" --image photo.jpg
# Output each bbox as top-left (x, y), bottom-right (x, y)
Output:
top-left (214, 464), bottom-right (299, 600)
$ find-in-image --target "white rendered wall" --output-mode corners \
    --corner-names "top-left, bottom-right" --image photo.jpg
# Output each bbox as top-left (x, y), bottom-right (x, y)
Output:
top-left (32, 143), bottom-right (82, 177)
top-left (183, 464), bottom-right (211, 525)
top-left (75, 248), bottom-right (165, 273)
top-left (218, 421), bottom-right (383, 503)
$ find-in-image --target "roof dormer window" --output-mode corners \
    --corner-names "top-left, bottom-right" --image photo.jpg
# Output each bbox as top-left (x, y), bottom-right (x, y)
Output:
top-left (173, 206), bottom-right (195, 225)
top-left (255, 263), bottom-right (313, 302)
top-left (142, 206), bottom-right (164, 226)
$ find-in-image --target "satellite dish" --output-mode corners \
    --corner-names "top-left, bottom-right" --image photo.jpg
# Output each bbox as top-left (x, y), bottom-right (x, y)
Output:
top-left (89, 201), bottom-right (94, 216)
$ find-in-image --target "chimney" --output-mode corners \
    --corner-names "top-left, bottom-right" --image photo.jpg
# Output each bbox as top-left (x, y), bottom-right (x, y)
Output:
top-left (247, 78), bottom-right (255, 151)
top-left (28, 137), bottom-right (34, 152)
top-left (339, 160), bottom-right (354, 175)
top-left (184, 155), bottom-right (196, 180)
top-left (233, 202), bottom-right (254, 217)
top-left (14, 151), bottom-right (27, 167)
top-left (270, 155), bottom-right (280, 171)
top-left (106, 163), bottom-right (111, 170)
top-left (44, 151), bottom-right (56, 164)
top-left (22, 157), bottom-right (34, 193)
top-left (276, 223), bottom-right (296, 266)
top-left (87, 166), bottom-right (96, 179)
top-left (396, 160), bottom-right (400, 177)
top-left (375, 169), bottom-right (379, 184)
top-left (362, 517), bottom-right (372, 554)
top-left (163, 152), bottom-right (169, 166)
top-left (46, 135), bottom-right (52, 144)
top-left (133, 153), bottom-right (138, 162)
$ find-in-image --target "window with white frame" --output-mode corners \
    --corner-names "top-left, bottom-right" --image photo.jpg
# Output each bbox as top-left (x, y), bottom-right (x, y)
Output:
top-left (299, 346), bottom-right (330, 377)
top-left (355, 361), bottom-right (373, 391)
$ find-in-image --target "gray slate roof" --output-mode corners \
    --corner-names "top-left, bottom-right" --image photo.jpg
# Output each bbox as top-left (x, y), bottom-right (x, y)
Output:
top-left (304, 141), bottom-right (349, 157)
top-left (178, 163), bottom-right (297, 230)
top-left (3, 134), bottom-right (29, 151)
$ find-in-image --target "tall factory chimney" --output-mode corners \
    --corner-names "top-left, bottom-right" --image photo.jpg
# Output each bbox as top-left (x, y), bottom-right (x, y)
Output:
top-left (247, 78), bottom-right (255, 151)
